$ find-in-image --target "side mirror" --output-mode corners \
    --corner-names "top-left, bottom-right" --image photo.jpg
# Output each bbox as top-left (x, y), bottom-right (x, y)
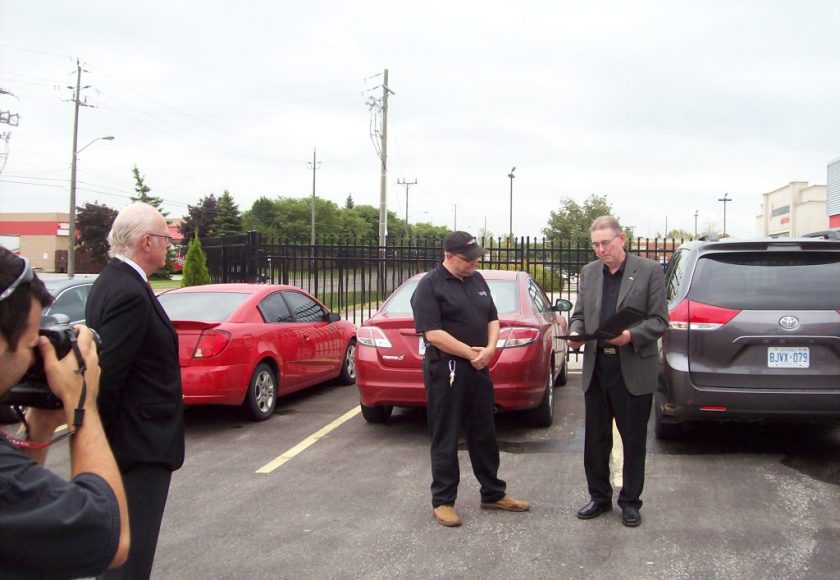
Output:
top-left (553, 298), bottom-right (572, 312)
top-left (326, 312), bottom-right (341, 323)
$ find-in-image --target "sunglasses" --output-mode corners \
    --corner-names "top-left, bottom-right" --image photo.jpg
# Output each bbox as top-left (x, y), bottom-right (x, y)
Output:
top-left (0, 256), bottom-right (33, 302)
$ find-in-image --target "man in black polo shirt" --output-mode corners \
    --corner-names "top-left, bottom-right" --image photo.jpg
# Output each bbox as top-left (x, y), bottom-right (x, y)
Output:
top-left (411, 231), bottom-right (529, 527)
top-left (568, 216), bottom-right (668, 527)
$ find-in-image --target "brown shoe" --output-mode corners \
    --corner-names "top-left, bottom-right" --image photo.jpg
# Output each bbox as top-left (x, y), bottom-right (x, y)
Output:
top-left (481, 495), bottom-right (530, 512)
top-left (433, 505), bottom-right (462, 527)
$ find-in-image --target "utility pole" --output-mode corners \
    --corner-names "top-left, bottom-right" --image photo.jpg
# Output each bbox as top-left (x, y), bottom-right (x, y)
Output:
top-left (397, 177), bottom-right (417, 238)
top-left (67, 59), bottom-right (92, 278)
top-left (718, 193), bottom-right (732, 237)
top-left (694, 210), bottom-right (699, 238)
top-left (377, 69), bottom-right (393, 247)
top-left (507, 167), bottom-right (516, 244)
top-left (308, 148), bottom-right (320, 246)
top-left (453, 204), bottom-right (457, 231)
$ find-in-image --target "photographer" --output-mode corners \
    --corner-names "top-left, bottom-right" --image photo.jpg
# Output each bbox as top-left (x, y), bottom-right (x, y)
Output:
top-left (0, 248), bottom-right (130, 577)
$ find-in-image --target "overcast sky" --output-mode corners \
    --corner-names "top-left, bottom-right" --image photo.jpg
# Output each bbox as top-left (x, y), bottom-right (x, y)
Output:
top-left (1, 0), bottom-right (838, 239)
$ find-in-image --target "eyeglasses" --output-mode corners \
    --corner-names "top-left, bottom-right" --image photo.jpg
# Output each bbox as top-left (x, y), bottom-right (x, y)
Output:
top-left (0, 256), bottom-right (33, 302)
top-left (453, 253), bottom-right (479, 263)
top-left (591, 233), bottom-right (621, 250)
top-left (148, 233), bottom-right (175, 245)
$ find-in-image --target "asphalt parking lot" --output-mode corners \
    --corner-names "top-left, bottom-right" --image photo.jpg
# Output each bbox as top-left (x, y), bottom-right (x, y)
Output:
top-left (43, 368), bottom-right (840, 579)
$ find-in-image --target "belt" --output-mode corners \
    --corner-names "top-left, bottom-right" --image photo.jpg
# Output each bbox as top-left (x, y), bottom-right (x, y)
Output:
top-left (597, 347), bottom-right (618, 356)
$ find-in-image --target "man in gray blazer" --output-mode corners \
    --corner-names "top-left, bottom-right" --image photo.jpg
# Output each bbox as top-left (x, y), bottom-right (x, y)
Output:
top-left (568, 216), bottom-right (668, 527)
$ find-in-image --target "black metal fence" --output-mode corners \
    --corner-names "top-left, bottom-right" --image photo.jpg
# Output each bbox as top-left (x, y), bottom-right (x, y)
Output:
top-left (199, 232), bottom-right (683, 325)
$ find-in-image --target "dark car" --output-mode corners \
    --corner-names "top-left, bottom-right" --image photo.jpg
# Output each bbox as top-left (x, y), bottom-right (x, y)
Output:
top-left (656, 237), bottom-right (840, 438)
top-left (42, 277), bottom-right (97, 324)
top-left (355, 270), bottom-right (572, 427)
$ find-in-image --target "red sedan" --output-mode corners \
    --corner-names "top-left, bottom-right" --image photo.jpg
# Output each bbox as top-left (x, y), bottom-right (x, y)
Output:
top-left (157, 284), bottom-right (357, 421)
top-left (355, 270), bottom-right (572, 427)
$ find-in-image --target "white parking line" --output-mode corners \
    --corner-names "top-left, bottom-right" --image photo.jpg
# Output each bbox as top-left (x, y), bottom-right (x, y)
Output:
top-left (610, 420), bottom-right (623, 488)
top-left (255, 405), bottom-right (361, 474)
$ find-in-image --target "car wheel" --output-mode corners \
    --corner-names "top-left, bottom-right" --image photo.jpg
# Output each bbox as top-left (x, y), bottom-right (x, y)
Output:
top-left (527, 363), bottom-right (554, 428)
top-left (553, 355), bottom-right (568, 386)
top-left (244, 363), bottom-right (277, 422)
top-left (338, 340), bottom-right (357, 385)
top-left (361, 403), bottom-right (393, 423)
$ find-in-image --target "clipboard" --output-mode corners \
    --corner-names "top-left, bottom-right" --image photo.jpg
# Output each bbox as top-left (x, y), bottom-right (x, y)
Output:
top-left (556, 306), bottom-right (646, 341)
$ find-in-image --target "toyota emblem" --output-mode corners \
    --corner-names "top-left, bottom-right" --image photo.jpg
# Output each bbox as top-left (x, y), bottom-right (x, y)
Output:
top-left (779, 316), bottom-right (799, 330)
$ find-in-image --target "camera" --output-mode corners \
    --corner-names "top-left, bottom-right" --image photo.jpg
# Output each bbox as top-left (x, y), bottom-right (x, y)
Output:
top-left (0, 317), bottom-right (100, 409)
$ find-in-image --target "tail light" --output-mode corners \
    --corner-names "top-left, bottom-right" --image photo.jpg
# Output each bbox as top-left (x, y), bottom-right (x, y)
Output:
top-left (496, 327), bottom-right (540, 348)
top-left (192, 329), bottom-right (232, 358)
top-left (357, 326), bottom-right (393, 348)
top-left (669, 300), bottom-right (740, 331)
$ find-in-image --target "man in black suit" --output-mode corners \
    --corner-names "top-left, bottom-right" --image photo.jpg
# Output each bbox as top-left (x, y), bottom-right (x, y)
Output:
top-left (568, 216), bottom-right (668, 527)
top-left (86, 202), bottom-right (185, 579)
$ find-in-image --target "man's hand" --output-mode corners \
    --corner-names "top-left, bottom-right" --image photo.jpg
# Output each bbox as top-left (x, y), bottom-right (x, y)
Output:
top-left (567, 332), bottom-right (583, 352)
top-left (469, 346), bottom-right (494, 370)
top-left (41, 325), bottom-right (101, 426)
top-left (607, 330), bottom-right (632, 346)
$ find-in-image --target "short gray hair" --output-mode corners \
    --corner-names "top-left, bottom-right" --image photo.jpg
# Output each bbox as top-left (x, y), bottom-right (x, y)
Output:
top-left (590, 215), bottom-right (622, 235)
top-left (108, 203), bottom-right (161, 258)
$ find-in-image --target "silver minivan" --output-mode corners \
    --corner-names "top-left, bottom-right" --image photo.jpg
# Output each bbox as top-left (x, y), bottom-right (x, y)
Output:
top-left (656, 237), bottom-right (840, 438)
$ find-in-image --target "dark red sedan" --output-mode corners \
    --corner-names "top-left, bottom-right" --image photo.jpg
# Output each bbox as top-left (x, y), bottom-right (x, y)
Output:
top-left (355, 270), bottom-right (572, 427)
top-left (157, 284), bottom-right (357, 421)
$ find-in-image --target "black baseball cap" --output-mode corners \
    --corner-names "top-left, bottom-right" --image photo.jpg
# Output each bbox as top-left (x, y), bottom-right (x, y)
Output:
top-left (444, 231), bottom-right (486, 260)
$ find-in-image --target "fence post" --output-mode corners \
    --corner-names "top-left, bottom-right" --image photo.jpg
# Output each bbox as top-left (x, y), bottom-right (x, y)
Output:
top-left (246, 230), bottom-right (258, 283)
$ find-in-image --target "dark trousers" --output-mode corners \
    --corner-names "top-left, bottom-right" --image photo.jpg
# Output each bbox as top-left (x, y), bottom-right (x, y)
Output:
top-left (583, 353), bottom-right (652, 509)
top-left (424, 357), bottom-right (506, 508)
top-left (101, 464), bottom-right (172, 580)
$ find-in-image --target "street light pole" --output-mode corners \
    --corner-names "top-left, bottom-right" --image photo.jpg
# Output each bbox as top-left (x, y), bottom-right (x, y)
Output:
top-left (507, 166), bottom-right (516, 244)
top-left (68, 135), bottom-right (114, 278)
top-left (717, 193), bottom-right (732, 237)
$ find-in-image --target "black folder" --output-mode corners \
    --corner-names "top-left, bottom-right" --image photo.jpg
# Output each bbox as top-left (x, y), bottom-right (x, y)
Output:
top-left (556, 306), bottom-right (646, 341)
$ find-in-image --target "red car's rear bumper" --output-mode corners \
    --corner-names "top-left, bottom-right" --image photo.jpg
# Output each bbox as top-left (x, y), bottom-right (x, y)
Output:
top-left (180, 364), bottom-right (249, 406)
top-left (355, 345), bottom-right (548, 411)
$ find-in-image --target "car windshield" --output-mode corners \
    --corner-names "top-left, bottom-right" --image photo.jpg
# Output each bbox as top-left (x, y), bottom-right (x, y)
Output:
top-left (690, 252), bottom-right (840, 309)
top-left (382, 277), bottom-right (519, 315)
top-left (158, 292), bottom-right (250, 322)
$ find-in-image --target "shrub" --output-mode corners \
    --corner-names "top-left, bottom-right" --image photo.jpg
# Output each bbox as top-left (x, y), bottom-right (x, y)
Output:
top-left (182, 235), bottom-right (211, 287)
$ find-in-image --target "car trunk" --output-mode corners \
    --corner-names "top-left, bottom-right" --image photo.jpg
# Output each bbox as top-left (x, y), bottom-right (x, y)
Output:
top-left (685, 249), bottom-right (840, 390)
top-left (171, 320), bottom-right (222, 367)
top-left (370, 317), bottom-right (425, 369)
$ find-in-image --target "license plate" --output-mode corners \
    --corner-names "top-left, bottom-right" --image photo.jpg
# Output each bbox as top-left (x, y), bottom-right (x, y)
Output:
top-left (419, 338), bottom-right (426, 356)
top-left (767, 347), bottom-right (809, 368)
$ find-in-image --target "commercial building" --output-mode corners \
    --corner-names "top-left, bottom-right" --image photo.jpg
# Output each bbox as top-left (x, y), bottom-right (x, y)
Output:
top-left (755, 181), bottom-right (828, 238)
top-left (828, 156), bottom-right (840, 229)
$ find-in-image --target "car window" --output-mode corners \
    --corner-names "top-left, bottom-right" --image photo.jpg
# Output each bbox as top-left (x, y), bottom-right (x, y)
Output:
top-left (259, 292), bottom-right (294, 323)
top-left (527, 279), bottom-right (551, 313)
top-left (282, 291), bottom-right (325, 323)
top-left (48, 285), bottom-right (91, 323)
top-left (158, 292), bottom-right (249, 321)
top-left (665, 249), bottom-right (687, 304)
top-left (689, 252), bottom-right (840, 309)
top-left (383, 280), bottom-right (420, 314)
top-left (485, 280), bottom-right (518, 314)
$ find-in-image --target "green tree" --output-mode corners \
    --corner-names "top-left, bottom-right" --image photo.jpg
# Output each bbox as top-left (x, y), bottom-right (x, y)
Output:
top-left (542, 194), bottom-right (616, 245)
top-left (130, 165), bottom-right (166, 214)
top-left (665, 228), bottom-right (693, 240)
top-left (180, 194), bottom-right (219, 241)
top-left (344, 194), bottom-right (355, 209)
top-left (242, 196), bottom-right (280, 234)
top-left (75, 202), bottom-right (118, 269)
top-left (181, 235), bottom-right (211, 287)
top-left (214, 190), bottom-right (243, 235)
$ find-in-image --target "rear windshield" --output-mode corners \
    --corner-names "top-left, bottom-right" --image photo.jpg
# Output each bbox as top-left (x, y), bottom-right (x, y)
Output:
top-left (158, 292), bottom-right (249, 322)
top-left (689, 252), bottom-right (840, 309)
top-left (383, 278), bottom-right (519, 315)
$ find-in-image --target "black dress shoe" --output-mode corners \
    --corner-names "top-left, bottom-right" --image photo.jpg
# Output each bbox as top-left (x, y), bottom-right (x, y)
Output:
top-left (621, 506), bottom-right (641, 527)
top-left (576, 500), bottom-right (612, 520)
